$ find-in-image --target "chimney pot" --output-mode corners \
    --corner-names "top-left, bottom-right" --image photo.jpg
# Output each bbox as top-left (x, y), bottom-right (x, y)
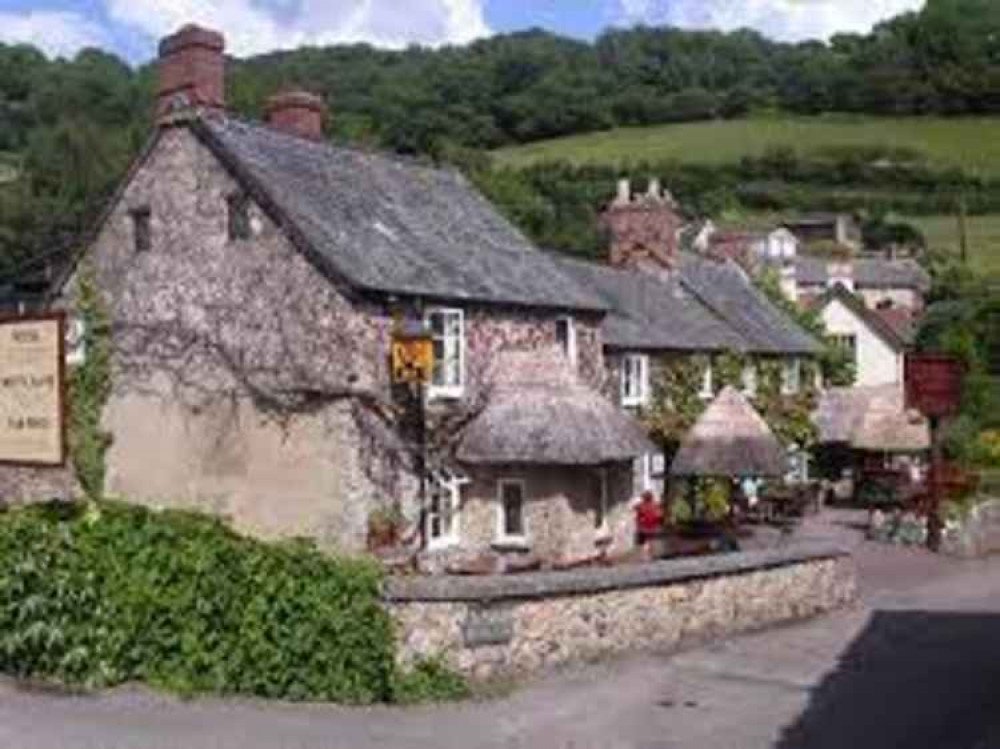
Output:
top-left (615, 178), bottom-right (632, 207)
top-left (266, 90), bottom-right (325, 141)
top-left (156, 25), bottom-right (226, 123)
top-left (647, 178), bottom-right (661, 200)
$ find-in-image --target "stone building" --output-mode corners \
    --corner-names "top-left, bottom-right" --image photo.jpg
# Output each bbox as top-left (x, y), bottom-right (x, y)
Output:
top-left (0, 24), bottom-right (658, 566)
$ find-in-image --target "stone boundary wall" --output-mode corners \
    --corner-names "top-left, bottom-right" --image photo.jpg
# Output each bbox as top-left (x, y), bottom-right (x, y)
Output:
top-left (386, 544), bottom-right (856, 681)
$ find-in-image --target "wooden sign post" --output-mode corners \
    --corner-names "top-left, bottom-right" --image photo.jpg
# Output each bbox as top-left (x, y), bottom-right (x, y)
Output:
top-left (904, 354), bottom-right (965, 551)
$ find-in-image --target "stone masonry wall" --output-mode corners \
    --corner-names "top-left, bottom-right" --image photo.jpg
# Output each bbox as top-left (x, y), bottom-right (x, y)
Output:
top-left (387, 545), bottom-right (856, 681)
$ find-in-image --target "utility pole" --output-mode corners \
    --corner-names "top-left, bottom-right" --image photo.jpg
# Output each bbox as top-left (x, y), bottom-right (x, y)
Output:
top-left (957, 195), bottom-right (970, 266)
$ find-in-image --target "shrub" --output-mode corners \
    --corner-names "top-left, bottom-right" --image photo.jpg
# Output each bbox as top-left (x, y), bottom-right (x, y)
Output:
top-left (0, 501), bottom-right (462, 703)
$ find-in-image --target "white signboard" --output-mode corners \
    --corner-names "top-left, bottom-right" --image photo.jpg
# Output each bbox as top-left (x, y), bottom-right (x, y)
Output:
top-left (0, 316), bottom-right (66, 466)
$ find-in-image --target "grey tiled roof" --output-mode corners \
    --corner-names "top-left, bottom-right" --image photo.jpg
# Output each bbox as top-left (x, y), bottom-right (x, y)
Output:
top-left (195, 116), bottom-right (606, 312)
top-left (557, 254), bottom-right (820, 355)
top-left (796, 255), bottom-right (930, 291)
top-left (677, 253), bottom-right (821, 355)
top-left (555, 256), bottom-right (746, 352)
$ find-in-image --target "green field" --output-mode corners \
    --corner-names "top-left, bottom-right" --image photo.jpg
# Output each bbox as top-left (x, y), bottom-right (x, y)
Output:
top-left (905, 215), bottom-right (1000, 274)
top-left (494, 115), bottom-right (1000, 174)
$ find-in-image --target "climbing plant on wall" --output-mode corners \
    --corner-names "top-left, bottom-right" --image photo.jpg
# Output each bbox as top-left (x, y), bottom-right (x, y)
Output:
top-left (640, 352), bottom-right (819, 453)
top-left (68, 262), bottom-right (113, 500)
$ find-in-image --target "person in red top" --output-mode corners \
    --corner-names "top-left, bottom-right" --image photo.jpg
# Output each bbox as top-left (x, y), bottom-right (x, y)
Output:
top-left (634, 490), bottom-right (665, 548)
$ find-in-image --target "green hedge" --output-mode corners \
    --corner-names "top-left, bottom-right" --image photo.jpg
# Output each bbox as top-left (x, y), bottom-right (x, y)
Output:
top-left (0, 501), bottom-right (462, 703)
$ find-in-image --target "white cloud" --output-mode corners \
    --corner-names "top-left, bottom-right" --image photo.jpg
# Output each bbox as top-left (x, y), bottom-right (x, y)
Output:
top-left (615, 0), bottom-right (926, 42)
top-left (104, 0), bottom-right (491, 57)
top-left (0, 10), bottom-right (108, 58)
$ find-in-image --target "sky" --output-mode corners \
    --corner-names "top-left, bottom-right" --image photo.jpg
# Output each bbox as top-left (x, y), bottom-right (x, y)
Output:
top-left (0, 0), bottom-right (927, 62)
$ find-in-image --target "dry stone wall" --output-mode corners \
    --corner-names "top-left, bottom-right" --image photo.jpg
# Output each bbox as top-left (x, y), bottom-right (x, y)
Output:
top-left (388, 544), bottom-right (856, 681)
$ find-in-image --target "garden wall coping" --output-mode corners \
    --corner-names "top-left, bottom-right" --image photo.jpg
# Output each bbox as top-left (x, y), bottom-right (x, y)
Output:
top-left (384, 542), bottom-right (850, 603)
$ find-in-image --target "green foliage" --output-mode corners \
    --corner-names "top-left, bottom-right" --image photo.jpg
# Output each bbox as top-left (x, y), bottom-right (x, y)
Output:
top-left (391, 658), bottom-right (470, 705)
top-left (641, 352), bottom-right (820, 452)
top-left (755, 270), bottom-right (856, 388)
top-left (698, 479), bottom-right (731, 522)
top-left (68, 264), bottom-right (112, 499)
top-left (0, 502), bottom-right (464, 704)
top-left (670, 497), bottom-right (694, 525)
top-left (917, 257), bottom-right (1000, 465)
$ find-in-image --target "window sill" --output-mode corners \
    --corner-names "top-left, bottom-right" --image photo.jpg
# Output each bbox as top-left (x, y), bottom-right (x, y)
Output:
top-left (427, 537), bottom-right (460, 552)
top-left (427, 388), bottom-right (465, 402)
top-left (621, 400), bottom-right (647, 409)
top-left (492, 538), bottom-right (531, 553)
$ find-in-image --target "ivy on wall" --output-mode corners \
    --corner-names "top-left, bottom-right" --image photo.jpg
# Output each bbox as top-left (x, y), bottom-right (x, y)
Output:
top-left (640, 352), bottom-right (819, 453)
top-left (755, 269), bottom-right (856, 388)
top-left (68, 263), bottom-right (113, 500)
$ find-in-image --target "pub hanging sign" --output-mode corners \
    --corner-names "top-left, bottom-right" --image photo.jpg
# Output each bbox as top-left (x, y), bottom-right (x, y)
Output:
top-left (391, 320), bottom-right (434, 386)
top-left (0, 314), bottom-right (66, 466)
top-left (904, 353), bottom-right (964, 419)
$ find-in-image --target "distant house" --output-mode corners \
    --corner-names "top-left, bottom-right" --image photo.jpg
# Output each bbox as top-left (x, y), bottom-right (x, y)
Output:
top-left (782, 213), bottom-right (862, 252)
top-left (814, 284), bottom-right (913, 389)
top-left (795, 255), bottom-right (931, 312)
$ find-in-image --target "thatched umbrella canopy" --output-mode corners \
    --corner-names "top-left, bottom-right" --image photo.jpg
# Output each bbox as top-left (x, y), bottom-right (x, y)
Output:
top-left (815, 385), bottom-right (929, 452)
top-left (457, 348), bottom-right (654, 466)
top-left (671, 386), bottom-right (786, 478)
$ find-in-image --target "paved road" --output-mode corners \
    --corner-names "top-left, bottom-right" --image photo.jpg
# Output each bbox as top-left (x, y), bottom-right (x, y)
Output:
top-left (4, 513), bottom-right (1000, 749)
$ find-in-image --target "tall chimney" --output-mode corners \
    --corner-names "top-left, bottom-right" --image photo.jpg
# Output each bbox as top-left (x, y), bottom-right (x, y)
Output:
top-left (266, 91), bottom-right (325, 141)
top-left (156, 25), bottom-right (225, 122)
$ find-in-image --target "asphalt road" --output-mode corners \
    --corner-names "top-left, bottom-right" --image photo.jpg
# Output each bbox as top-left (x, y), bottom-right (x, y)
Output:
top-left (3, 514), bottom-right (1000, 749)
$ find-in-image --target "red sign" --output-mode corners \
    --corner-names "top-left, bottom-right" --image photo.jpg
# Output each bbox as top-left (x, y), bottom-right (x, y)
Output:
top-left (904, 354), bottom-right (964, 418)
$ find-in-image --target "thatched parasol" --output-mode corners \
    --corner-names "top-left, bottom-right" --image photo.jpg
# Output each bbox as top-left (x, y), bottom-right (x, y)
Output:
top-left (815, 385), bottom-right (929, 452)
top-left (671, 386), bottom-right (786, 478)
top-left (457, 348), bottom-right (654, 466)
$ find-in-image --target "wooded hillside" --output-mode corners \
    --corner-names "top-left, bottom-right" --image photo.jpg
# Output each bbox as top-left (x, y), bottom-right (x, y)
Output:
top-left (0, 0), bottom-right (997, 277)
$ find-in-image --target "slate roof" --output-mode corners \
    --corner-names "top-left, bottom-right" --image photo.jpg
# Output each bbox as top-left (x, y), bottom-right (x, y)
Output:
top-left (677, 253), bottom-right (821, 355)
top-left (555, 255), bottom-right (746, 352)
top-left (193, 116), bottom-right (606, 312)
top-left (556, 253), bottom-right (820, 356)
top-left (795, 255), bottom-right (930, 292)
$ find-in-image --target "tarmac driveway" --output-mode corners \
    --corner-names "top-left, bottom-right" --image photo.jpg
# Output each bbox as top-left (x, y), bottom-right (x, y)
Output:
top-left (3, 511), bottom-right (1000, 749)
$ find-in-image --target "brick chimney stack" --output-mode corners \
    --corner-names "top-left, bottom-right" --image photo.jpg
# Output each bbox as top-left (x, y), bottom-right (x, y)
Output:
top-left (156, 25), bottom-right (225, 123)
top-left (601, 178), bottom-right (682, 277)
top-left (266, 91), bottom-right (325, 141)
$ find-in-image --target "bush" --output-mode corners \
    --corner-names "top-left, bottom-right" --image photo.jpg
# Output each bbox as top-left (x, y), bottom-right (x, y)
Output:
top-left (0, 501), bottom-right (462, 703)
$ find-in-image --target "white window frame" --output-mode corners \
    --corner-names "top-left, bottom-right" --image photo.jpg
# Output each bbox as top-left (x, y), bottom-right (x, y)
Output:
top-left (595, 468), bottom-right (610, 536)
top-left (699, 358), bottom-right (715, 400)
top-left (621, 354), bottom-right (649, 407)
top-left (496, 479), bottom-right (528, 546)
top-left (741, 363), bottom-right (758, 398)
top-left (782, 358), bottom-right (802, 396)
top-left (425, 307), bottom-right (466, 400)
top-left (425, 475), bottom-right (465, 551)
top-left (556, 315), bottom-right (577, 367)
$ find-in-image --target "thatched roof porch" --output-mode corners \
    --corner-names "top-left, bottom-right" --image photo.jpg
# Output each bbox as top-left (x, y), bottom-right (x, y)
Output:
top-left (457, 349), bottom-right (654, 466)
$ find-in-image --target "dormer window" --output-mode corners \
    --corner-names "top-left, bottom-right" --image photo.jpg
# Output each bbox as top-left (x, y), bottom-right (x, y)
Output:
top-left (621, 354), bottom-right (649, 408)
top-left (227, 193), bottom-right (251, 241)
top-left (131, 207), bottom-right (151, 253)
